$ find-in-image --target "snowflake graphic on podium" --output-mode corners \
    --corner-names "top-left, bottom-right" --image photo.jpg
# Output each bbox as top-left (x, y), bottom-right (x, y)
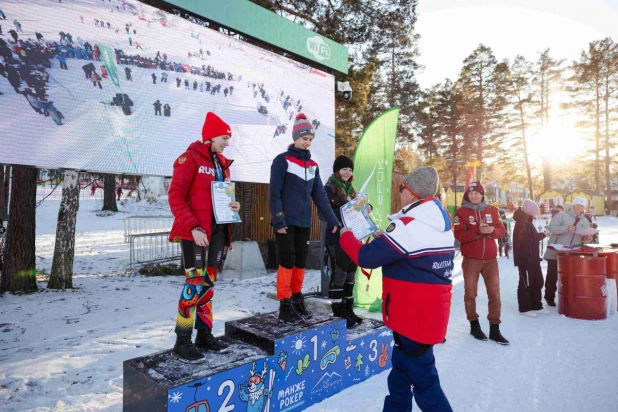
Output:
top-left (169, 391), bottom-right (182, 403)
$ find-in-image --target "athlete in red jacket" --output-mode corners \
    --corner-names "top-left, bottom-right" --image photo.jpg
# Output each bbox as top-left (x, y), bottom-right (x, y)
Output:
top-left (454, 182), bottom-right (509, 345)
top-left (168, 112), bottom-right (241, 361)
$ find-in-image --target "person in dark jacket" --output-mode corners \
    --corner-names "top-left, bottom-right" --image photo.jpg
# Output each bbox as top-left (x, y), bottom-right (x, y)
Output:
top-left (153, 100), bottom-right (162, 116)
top-left (513, 200), bottom-right (548, 317)
top-left (168, 112), bottom-right (240, 361)
top-left (340, 166), bottom-right (454, 412)
top-left (269, 113), bottom-right (340, 323)
top-left (324, 155), bottom-right (372, 327)
top-left (163, 103), bottom-right (171, 117)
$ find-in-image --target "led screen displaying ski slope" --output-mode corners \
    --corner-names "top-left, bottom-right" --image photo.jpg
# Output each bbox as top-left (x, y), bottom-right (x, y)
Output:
top-left (0, 0), bottom-right (335, 183)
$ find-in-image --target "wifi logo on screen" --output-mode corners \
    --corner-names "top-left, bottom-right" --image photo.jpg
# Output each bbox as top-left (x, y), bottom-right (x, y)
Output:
top-left (307, 36), bottom-right (331, 61)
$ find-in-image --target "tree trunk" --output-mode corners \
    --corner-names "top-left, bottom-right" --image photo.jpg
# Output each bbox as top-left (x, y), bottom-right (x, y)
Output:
top-left (48, 171), bottom-right (80, 290)
top-left (595, 79), bottom-right (601, 192)
top-left (2, 166), bottom-right (37, 293)
top-left (604, 84), bottom-right (611, 209)
top-left (0, 166), bottom-right (10, 221)
top-left (102, 174), bottom-right (118, 212)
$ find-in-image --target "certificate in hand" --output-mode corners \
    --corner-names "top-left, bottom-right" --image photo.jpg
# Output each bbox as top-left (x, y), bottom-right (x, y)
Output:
top-left (340, 193), bottom-right (379, 241)
top-left (211, 182), bottom-right (241, 224)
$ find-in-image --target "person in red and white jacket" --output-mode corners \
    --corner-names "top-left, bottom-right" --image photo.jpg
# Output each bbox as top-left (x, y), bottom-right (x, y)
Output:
top-left (340, 167), bottom-right (454, 412)
top-left (168, 112), bottom-right (241, 362)
top-left (454, 182), bottom-right (509, 345)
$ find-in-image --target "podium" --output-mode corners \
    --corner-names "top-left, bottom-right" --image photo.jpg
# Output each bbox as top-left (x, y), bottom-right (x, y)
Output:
top-left (124, 312), bottom-right (394, 411)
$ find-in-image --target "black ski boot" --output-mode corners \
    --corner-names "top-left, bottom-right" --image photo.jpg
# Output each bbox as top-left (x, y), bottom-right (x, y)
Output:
top-left (292, 292), bottom-right (312, 319)
top-left (173, 335), bottom-right (204, 362)
top-left (195, 328), bottom-right (228, 352)
top-left (344, 298), bottom-right (363, 325)
top-left (279, 298), bottom-right (303, 324)
top-left (343, 283), bottom-right (363, 324)
top-left (470, 319), bottom-right (488, 341)
top-left (489, 324), bottom-right (510, 345)
top-left (331, 300), bottom-right (356, 328)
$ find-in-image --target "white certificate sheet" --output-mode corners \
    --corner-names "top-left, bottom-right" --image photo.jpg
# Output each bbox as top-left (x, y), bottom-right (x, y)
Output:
top-left (211, 182), bottom-right (241, 224)
top-left (340, 193), bottom-right (379, 241)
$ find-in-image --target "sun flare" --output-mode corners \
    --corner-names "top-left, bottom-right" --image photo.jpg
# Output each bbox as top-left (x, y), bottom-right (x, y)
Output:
top-left (527, 119), bottom-right (588, 165)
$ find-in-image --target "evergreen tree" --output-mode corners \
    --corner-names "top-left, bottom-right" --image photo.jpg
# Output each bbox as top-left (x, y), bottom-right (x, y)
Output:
top-left (534, 49), bottom-right (565, 190)
top-left (456, 45), bottom-right (508, 181)
top-left (502, 55), bottom-right (537, 198)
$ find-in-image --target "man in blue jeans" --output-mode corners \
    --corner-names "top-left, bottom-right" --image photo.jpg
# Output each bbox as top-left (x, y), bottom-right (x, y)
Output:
top-left (340, 166), bottom-right (454, 411)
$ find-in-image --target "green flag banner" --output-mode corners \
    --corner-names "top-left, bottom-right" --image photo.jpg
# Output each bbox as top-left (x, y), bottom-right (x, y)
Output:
top-left (352, 107), bottom-right (399, 312)
top-left (100, 45), bottom-right (120, 88)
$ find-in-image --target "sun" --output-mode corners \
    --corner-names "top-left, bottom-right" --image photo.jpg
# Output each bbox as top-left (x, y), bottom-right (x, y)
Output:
top-left (527, 118), bottom-right (588, 165)
top-left (291, 335), bottom-right (307, 355)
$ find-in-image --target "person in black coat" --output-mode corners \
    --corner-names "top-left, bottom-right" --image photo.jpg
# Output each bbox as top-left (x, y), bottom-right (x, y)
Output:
top-left (323, 155), bottom-right (373, 327)
top-left (513, 200), bottom-right (547, 317)
top-left (153, 100), bottom-right (162, 116)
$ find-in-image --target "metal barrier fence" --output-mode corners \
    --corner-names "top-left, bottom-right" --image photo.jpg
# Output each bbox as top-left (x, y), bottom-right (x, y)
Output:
top-left (124, 215), bottom-right (174, 243)
top-left (129, 232), bottom-right (181, 271)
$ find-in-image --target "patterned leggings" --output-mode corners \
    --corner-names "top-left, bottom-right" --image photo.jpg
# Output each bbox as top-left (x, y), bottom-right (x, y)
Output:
top-left (175, 225), bottom-right (226, 337)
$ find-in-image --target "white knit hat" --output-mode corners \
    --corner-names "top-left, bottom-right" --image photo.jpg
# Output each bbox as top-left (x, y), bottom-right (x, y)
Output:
top-left (572, 196), bottom-right (588, 208)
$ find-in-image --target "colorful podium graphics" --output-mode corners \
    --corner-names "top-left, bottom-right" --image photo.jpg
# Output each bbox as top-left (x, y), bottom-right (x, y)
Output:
top-left (124, 312), bottom-right (394, 411)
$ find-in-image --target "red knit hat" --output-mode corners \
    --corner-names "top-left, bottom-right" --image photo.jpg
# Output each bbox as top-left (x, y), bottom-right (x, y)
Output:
top-left (201, 112), bottom-right (232, 142)
top-left (467, 181), bottom-right (484, 195)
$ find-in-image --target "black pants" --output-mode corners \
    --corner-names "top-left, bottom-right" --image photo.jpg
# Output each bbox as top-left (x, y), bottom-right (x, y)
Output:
top-left (517, 265), bottom-right (544, 312)
top-left (544, 259), bottom-right (558, 302)
top-left (275, 225), bottom-right (310, 269)
top-left (327, 244), bottom-right (357, 299)
top-left (60, 62), bottom-right (67, 70)
top-left (155, 109), bottom-right (161, 116)
top-left (181, 223), bottom-right (227, 271)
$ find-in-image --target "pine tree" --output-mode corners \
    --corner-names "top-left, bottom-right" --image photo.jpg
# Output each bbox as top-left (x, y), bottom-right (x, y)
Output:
top-left (457, 45), bottom-right (508, 181)
top-left (48, 171), bottom-right (80, 290)
top-left (502, 55), bottom-right (537, 198)
top-left (534, 49), bottom-right (565, 191)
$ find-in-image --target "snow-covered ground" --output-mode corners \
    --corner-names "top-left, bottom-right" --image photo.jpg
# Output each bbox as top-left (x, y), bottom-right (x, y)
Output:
top-left (0, 0), bottom-right (335, 182)
top-left (1, 195), bottom-right (618, 411)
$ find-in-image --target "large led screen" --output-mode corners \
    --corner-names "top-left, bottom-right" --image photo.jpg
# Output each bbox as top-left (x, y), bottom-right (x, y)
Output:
top-left (0, 0), bottom-right (335, 183)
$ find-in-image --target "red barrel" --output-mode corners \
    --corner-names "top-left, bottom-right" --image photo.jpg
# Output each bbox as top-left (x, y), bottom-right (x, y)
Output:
top-left (599, 250), bottom-right (618, 310)
top-left (558, 254), bottom-right (607, 320)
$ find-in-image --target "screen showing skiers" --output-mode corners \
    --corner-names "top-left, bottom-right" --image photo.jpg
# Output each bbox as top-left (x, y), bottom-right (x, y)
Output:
top-left (0, 0), bottom-right (335, 183)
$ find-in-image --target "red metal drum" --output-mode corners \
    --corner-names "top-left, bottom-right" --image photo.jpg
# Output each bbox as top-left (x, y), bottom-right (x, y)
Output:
top-left (599, 250), bottom-right (618, 310)
top-left (558, 254), bottom-right (607, 320)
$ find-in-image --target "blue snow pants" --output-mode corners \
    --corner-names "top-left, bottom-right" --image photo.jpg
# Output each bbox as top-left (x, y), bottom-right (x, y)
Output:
top-left (383, 333), bottom-right (452, 412)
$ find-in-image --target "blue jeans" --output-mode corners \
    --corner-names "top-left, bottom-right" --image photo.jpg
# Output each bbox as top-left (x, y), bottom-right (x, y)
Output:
top-left (383, 333), bottom-right (452, 412)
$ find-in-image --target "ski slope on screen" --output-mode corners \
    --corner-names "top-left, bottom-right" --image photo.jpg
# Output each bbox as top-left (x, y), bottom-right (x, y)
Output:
top-left (0, 0), bottom-right (335, 183)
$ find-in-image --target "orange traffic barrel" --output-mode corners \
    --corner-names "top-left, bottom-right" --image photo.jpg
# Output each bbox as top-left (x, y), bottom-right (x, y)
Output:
top-left (558, 254), bottom-right (607, 320)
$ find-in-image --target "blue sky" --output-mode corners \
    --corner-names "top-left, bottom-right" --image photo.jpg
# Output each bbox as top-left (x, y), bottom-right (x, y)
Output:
top-left (415, 0), bottom-right (618, 87)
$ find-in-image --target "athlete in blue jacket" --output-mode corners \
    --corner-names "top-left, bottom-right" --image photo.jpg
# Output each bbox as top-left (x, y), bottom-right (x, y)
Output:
top-left (269, 113), bottom-right (339, 323)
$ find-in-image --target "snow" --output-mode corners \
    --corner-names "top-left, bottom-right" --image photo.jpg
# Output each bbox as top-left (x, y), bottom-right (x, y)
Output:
top-left (1, 194), bottom-right (617, 411)
top-left (0, 0), bottom-right (335, 183)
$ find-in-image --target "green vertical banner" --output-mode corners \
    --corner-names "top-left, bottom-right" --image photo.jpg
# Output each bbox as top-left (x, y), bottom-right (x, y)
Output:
top-left (353, 107), bottom-right (399, 312)
top-left (100, 45), bottom-right (120, 88)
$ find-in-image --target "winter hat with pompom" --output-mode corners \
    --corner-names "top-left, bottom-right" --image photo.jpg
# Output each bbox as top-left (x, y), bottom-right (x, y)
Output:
top-left (292, 113), bottom-right (315, 141)
top-left (522, 199), bottom-right (540, 215)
